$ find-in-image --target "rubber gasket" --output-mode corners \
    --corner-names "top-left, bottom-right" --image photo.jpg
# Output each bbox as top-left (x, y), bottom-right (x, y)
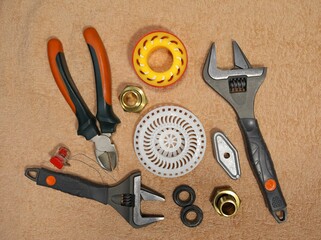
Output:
top-left (173, 185), bottom-right (196, 207)
top-left (180, 205), bottom-right (203, 227)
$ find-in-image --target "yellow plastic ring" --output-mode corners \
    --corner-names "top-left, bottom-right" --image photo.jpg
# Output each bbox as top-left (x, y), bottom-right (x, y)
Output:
top-left (132, 31), bottom-right (188, 87)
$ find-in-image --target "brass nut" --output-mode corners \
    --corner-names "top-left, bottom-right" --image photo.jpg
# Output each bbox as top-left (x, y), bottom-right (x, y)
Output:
top-left (119, 86), bottom-right (148, 113)
top-left (212, 187), bottom-right (240, 217)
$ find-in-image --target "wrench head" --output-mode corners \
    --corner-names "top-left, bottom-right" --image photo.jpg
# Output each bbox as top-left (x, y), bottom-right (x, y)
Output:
top-left (107, 172), bottom-right (165, 228)
top-left (132, 176), bottom-right (165, 227)
top-left (203, 41), bottom-right (267, 118)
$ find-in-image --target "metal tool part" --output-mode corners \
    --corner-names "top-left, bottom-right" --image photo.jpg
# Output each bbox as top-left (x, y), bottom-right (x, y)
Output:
top-left (47, 27), bottom-right (120, 171)
top-left (119, 86), bottom-right (148, 113)
top-left (134, 106), bottom-right (206, 178)
top-left (173, 185), bottom-right (196, 207)
top-left (212, 187), bottom-right (240, 217)
top-left (203, 41), bottom-right (287, 223)
top-left (213, 132), bottom-right (240, 180)
top-left (180, 205), bottom-right (203, 227)
top-left (25, 168), bottom-right (165, 228)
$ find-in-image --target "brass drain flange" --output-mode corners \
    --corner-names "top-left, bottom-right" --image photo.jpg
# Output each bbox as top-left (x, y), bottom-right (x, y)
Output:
top-left (212, 187), bottom-right (241, 217)
top-left (119, 86), bottom-right (147, 113)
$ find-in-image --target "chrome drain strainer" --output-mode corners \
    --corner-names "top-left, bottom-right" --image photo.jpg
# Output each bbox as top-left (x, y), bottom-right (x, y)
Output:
top-left (134, 106), bottom-right (206, 178)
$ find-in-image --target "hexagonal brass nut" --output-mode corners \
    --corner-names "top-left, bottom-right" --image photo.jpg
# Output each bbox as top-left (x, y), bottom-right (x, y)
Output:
top-left (212, 187), bottom-right (241, 217)
top-left (119, 86), bottom-right (148, 113)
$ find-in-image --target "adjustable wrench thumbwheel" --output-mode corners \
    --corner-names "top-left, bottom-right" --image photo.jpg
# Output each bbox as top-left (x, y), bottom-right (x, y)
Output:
top-left (203, 41), bottom-right (287, 223)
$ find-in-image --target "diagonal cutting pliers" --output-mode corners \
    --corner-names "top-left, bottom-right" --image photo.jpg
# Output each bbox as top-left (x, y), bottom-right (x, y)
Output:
top-left (47, 27), bottom-right (120, 171)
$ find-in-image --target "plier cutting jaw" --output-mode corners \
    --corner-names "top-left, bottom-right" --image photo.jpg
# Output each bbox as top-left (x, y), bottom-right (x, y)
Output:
top-left (47, 27), bottom-right (120, 171)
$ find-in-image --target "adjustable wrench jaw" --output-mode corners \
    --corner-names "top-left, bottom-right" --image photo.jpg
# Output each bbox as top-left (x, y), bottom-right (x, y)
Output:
top-left (203, 42), bottom-right (267, 118)
top-left (107, 172), bottom-right (165, 228)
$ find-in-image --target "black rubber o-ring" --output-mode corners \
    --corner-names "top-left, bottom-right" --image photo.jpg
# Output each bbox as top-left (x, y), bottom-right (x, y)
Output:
top-left (173, 185), bottom-right (196, 207)
top-left (180, 205), bottom-right (203, 227)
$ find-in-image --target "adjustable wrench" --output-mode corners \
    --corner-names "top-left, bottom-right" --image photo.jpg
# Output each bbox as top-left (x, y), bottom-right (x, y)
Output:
top-left (203, 41), bottom-right (287, 223)
top-left (25, 168), bottom-right (165, 228)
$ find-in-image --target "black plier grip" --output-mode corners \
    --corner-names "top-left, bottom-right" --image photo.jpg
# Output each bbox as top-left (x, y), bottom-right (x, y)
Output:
top-left (83, 27), bottom-right (120, 133)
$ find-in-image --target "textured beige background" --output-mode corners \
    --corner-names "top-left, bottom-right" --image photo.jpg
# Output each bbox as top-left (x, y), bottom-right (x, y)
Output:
top-left (1, 0), bottom-right (321, 239)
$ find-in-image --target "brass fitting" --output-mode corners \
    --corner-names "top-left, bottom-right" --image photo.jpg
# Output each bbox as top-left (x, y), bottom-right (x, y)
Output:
top-left (119, 86), bottom-right (148, 113)
top-left (212, 187), bottom-right (240, 217)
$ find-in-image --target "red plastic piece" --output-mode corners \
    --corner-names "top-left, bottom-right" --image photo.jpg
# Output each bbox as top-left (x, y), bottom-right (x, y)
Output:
top-left (50, 156), bottom-right (64, 169)
top-left (49, 146), bottom-right (70, 169)
top-left (58, 147), bottom-right (68, 158)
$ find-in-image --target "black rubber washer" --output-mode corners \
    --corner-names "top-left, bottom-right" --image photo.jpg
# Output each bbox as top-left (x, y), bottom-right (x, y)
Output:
top-left (173, 185), bottom-right (196, 207)
top-left (180, 205), bottom-right (203, 227)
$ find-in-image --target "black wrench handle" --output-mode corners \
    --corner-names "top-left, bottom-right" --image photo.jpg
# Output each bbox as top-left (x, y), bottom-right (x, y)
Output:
top-left (239, 118), bottom-right (287, 223)
top-left (25, 168), bottom-right (108, 205)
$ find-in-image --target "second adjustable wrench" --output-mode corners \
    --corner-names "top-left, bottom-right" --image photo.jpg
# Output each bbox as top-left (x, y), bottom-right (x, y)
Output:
top-left (203, 41), bottom-right (287, 223)
top-left (25, 168), bottom-right (165, 228)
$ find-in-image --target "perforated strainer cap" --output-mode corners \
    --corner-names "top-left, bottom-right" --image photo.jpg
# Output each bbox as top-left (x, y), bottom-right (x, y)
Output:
top-left (134, 106), bottom-right (206, 178)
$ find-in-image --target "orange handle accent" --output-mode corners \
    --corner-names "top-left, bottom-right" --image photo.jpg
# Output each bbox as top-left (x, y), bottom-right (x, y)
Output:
top-left (83, 27), bottom-right (111, 105)
top-left (47, 38), bottom-right (76, 113)
top-left (46, 175), bottom-right (56, 186)
top-left (265, 179), bottom-right (277, 192)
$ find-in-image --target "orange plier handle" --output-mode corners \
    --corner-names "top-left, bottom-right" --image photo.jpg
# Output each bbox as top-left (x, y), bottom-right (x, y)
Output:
top-left (47, 27), bottom-right (120, 140)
